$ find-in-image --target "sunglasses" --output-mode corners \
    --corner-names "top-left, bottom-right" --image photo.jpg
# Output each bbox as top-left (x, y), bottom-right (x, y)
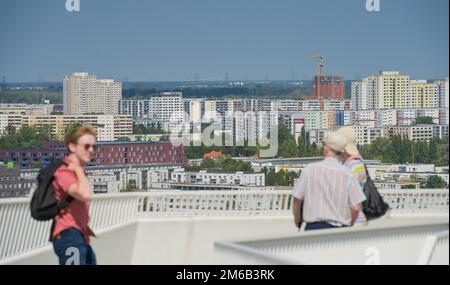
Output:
top-left (78, 143), bottom-right (97, 151)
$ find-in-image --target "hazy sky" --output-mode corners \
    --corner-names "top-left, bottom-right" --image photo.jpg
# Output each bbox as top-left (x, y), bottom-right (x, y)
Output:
top-left (0, 0), bottom-right (448, 82)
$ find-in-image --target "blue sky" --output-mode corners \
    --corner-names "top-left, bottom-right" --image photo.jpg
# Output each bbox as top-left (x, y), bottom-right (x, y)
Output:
top-left (0, 0), bottom-right (448, 82)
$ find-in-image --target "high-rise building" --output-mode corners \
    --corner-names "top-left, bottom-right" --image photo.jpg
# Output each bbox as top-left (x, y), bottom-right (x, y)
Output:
top-left (370, 71), bottom-right (410, 109)
top-left (410, 80), bottom-right (438, 109)
top-left (351, 81), bottom-right (369, 110)
top-left (439, 108), bottom-right (449, 125)
top-left (436, 78), bottom-right (449, 108)
top-left (352, 71), bottom-right (443, 110)
top-left (312, 75), bottom-right (345, 100)
top-left (242, 111), bottom-right (278, 144)
top-left (184, 99), bottom-right (203, 124)
top-left (63, 72), bottom-right (122, 115)
top-left (119, 92), bottom-right (184, 130)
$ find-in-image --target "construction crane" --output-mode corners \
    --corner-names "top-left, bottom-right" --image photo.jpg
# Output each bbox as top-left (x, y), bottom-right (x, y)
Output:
top-left (305, 54), bottom-right (324, 99)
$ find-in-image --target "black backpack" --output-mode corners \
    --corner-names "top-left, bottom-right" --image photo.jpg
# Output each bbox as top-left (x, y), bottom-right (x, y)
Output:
top-left (30, 160), bottom-right (74, 221)
top-left (362, 165), bottom-right (390, 220)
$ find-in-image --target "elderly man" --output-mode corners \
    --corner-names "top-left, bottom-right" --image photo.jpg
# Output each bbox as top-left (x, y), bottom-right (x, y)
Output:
top-left (292, 131), bottom-right (366, 231)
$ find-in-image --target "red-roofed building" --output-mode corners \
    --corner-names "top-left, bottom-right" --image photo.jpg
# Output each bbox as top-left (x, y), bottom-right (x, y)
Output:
top-left (203, 150), bottom-right (225, 160)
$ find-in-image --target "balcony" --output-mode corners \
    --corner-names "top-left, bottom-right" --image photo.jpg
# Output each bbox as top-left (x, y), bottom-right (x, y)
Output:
top-left (0, 189), bottom-right (448, 265)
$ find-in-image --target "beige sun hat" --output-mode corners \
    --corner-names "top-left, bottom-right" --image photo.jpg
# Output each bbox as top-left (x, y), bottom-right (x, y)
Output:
top-left (323, 131), bottom-right (347, 153)
top-left (336, 126), bottom-right (360, 156)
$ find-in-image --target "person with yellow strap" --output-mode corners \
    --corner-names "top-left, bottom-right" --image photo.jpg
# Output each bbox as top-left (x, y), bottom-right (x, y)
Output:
top-left (337, 127), bottom-right (368, 226)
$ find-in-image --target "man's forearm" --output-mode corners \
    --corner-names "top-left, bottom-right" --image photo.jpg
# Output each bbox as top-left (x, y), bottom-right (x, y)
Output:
top-left (292, 198), bottom-right (303, 226)
top-left (74, 168), bottom-right (92, 199)
top-left (350, 206), bottom-right (360, 225)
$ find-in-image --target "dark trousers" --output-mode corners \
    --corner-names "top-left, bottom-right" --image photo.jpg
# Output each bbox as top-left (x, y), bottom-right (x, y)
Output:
top-left (305, 222), bottom-right (344, 231)
top-left (52, 228), bottom-right (97, 265)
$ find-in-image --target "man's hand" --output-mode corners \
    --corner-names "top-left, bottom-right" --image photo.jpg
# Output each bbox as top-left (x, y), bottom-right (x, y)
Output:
top-left (294, 216), bottom-right (303, 229)
top-left (67, 162), bottom-right (93, 202)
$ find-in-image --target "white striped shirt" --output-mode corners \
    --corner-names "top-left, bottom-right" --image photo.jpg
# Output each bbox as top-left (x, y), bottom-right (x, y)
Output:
top-left (292, 157), bottom-right (366, 226)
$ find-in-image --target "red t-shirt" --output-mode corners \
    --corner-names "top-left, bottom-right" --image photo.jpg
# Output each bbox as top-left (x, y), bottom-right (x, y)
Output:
top-left (51, 157), bottom-right (95, 244)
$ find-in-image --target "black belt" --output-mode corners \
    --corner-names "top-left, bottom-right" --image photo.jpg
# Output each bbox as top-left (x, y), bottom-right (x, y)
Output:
top-left (307, 222), bottom-right (345, 227)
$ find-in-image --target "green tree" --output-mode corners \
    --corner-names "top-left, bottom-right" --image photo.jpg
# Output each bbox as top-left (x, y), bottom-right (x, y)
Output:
top-left (360, 137), bottom-right (392, 162)
top-left (123, 179), bottom-right (138, 192)
top-left (31, 162), bottom-right (43, 169)
top-left (414, 116), bottom-right (434, 125)
top-left (265, 169), bottom-right (300, 186)
top-left (310, 142), bottom-right (320, 157)
top-left (297, 127), bottom-right (308, 157)
top-left (187, 156), bottom-right (253, 173)
top-left (391, 135), bottom-right (403, 163)
top-left (428, 138), bottom-right (438, 164)
top-left (277, 124), bottom-right (292, 147)
top-left (266, 172), bottom-right (276, 186)
top-left (399, 136), bottom-right (413, 163)
top-left (424, 176), bottom-right (448, 189)
top-left (36, 124), bottom-right (54, 141)
top-left (280, 137), bottom-right (299, 158)
top-left (335, 134), bottom-right (448, 166)
top-left (63, 122), bottom-right (82, 139)
top-left (5, 125), bottom-right (16, 136)
top-left (415, 141), bottom-right (430, 164)
top-left (132, 123), bottom-right (166, 135)
top-left (275, 122), bottom-right (299, 158)
top-left (201, 158), bottom-right (217, 169)
top-left (0, 125), bottom-right (53, 149)
top-left (410, 174), bottom-right (419, 183)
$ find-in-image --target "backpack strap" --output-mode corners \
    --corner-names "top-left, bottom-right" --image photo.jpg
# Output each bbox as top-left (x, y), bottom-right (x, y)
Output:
top-left (364, 164), bottom-right (370, 176)
top-left (49, 219), bottom-right (56, 241)
top-left (55, 159), bottom-right (75, 206)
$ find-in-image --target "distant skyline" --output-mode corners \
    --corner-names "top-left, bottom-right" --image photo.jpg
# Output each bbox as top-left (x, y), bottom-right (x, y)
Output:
top-left (0, 0), bottom-right (448, 82)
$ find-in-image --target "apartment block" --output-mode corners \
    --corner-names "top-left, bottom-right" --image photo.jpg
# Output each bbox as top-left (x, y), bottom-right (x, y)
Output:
top-left (63, 72), bottom-right (122, 115)
top-left (19, 114), bottom-right (132, 141)
top-left (170, 169), bottom-right (265, 187)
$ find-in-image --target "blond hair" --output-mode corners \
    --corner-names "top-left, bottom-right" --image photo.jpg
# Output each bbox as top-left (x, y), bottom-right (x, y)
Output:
top-left (65, 124), bottom-right (97, 148)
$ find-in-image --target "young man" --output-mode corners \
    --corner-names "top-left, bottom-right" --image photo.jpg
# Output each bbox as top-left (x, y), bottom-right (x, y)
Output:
top-left (292, 131), bottom-right (366, 231)
top-left (51, 125), bottom-right (97, 265)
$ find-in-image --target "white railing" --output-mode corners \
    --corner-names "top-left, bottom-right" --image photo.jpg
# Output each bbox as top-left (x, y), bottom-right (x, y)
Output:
top-left (0, 189), bottom-right (448, 261)
top-left (137, 190), bottom-right (292, 217)
top-left (382, 189), bottom-right (449, 215)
